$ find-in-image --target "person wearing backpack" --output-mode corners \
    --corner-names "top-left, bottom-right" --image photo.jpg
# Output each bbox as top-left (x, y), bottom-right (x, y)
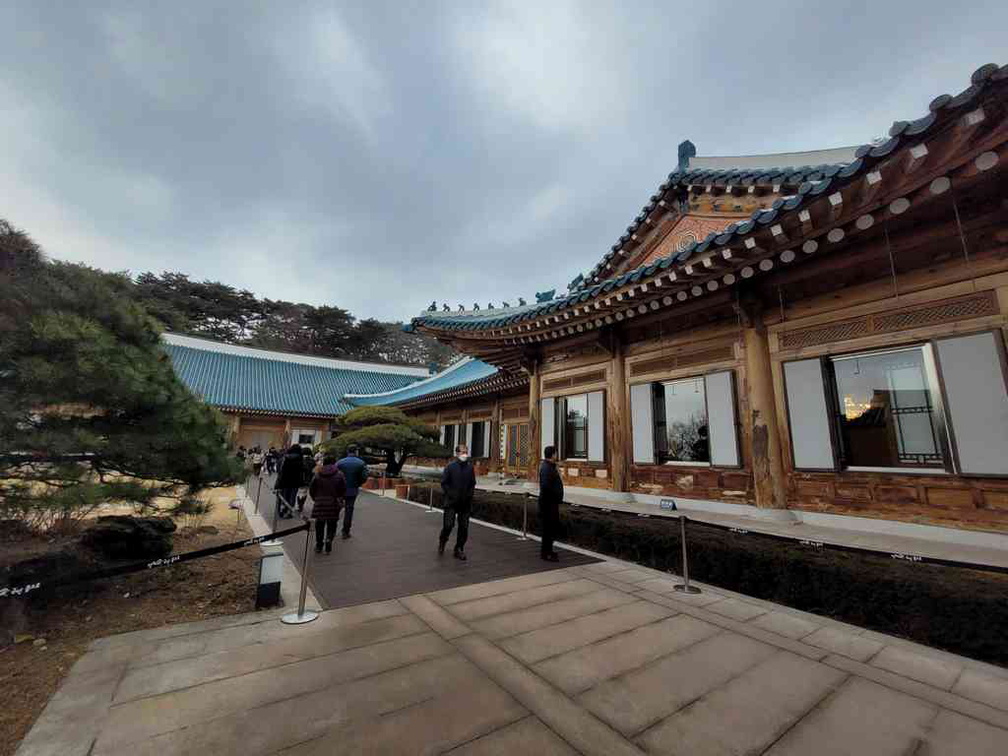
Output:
top-left (336, 445), bottom-right (368, 539)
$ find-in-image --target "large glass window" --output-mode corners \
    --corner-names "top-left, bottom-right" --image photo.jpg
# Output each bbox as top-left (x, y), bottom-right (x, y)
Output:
top-left (470, 421), bottom-right (486, 458)
top-left (560, 395), bottom-right (588, 459)
top-left (653, 377), bottom-right (709, 464)
top-left (829, 346), bottom-right (946, 469)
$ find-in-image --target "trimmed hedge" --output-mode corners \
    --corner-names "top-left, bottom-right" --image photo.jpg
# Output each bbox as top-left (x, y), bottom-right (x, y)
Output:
top-left (407, 484), bottom-right (1008, 666)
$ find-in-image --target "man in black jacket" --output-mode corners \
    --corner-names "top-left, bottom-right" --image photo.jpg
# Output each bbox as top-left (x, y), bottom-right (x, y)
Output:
top-left (538, 445), bottom-right (563, 561)
top-left (439, 444), bottom-right (476, 560)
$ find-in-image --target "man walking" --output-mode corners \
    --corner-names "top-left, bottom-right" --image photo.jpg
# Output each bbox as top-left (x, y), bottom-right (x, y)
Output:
top-left (336, 445), bottom-right (368, 539)
top-left (274, 444), bottom-right (304, 519)
top-left (439, 444), bottom-right (476, 560)
top-left (538, 445), bottom-right (563, 562)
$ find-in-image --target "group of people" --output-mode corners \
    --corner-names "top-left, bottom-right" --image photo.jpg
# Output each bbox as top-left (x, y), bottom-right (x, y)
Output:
top-left (244, 439), bottom-right (565, 563)
top-left (268, 443), bottom-right (369, 553)
top-left (437, 442), bottom-right (563, 563)
top-left (236, 445), bottom-right (282, 475)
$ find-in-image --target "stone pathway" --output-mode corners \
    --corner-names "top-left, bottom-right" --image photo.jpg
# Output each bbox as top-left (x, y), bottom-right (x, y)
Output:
top-left (17, 557), bottom-right (1008, 755)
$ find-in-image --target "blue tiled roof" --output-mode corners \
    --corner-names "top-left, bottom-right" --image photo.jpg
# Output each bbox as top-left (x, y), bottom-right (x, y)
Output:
top-left (411, 63), bottom-right (1006, 336)
top-left (345, 357), bottom-right (500, 406)
top-left (164, 339), bottom-right (425, 417)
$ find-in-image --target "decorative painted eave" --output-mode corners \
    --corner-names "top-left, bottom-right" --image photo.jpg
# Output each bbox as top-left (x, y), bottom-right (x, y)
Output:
top-left (345, 356), bottom-right (499, 407)
top-left (411, 63), bottom-right (1008, 371)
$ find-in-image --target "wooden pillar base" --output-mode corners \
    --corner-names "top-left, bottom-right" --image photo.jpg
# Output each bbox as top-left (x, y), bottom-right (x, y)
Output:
top-left (742, 310), bottom-right (787, 510)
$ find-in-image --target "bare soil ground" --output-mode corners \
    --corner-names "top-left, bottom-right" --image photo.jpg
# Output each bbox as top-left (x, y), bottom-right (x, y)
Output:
top-left (0, 488), bottom-right (261, 756)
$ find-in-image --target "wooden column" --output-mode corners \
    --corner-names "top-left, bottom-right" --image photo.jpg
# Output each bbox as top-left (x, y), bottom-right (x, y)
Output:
top-left (489, 395), bottom-right (502, 467)
top-left (283, 418), bottom-right (292, 448)
top-left (527, 357), bottom-right (540, 481)
top-left (741, 304), bottom-right (787, 509)
top-left (230, 413), bottom-right (241, 446)
top-left (607, 331), bottom-right (630, 491)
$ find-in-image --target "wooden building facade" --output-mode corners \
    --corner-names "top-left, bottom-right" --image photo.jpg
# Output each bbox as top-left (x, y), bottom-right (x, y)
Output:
top-left (366, 64), bottom-right (1008, 533)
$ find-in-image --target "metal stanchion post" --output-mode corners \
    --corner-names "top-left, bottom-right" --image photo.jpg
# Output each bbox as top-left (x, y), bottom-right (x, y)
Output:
top-left (255, 475), bottom-right (263, 512)
top-left (282, 522), bottom-right (319, 625)
top-left (426, 486), bottom-right (436, 513)
top-left (673, 515), bottom-right (701, 594)
top-left (517, 493), bottom-right (529, 540)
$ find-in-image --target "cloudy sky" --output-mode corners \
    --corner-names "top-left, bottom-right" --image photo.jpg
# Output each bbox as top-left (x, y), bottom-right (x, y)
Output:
top-left (3, 2), bottom-right (1005, 321)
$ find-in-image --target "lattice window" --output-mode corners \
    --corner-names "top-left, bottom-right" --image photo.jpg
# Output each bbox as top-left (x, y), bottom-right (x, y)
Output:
top-left (629, 345), bottom-right (735, 377)
top-left (780, 318), bottom-right (871, 350)
top-left (543, 369), bottom-right (607, 393)
top-left (779, 292), bottom-right (999, 351)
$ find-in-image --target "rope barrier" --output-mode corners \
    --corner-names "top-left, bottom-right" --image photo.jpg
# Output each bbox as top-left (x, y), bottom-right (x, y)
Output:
top-left (1, 522), bottom-right (310, 599)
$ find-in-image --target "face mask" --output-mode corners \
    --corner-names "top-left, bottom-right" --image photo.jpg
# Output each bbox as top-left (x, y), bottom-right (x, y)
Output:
top-left (458, 453), bottom-right (469, 462)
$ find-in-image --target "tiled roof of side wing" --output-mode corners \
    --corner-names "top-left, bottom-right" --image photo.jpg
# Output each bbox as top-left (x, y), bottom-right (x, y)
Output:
top-left (411, 63), bottom-right (1006, 334)
top-left (165, 343), bottom-right (423, 416)
top-left (344, 357), bottom-right (500, 406)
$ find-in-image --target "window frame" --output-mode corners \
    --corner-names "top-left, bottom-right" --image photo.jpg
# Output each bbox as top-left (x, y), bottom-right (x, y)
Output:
top-left (825, 342), bottom-right (954, 475)
top-left (784, 340), bottom-right (970, 476)
top-left (443, 424), bottom-right (456, 450)
top-left (930, 328), bottom-right (1008, 479)
top-left (652, 374), bottom-right (713, 467)
top-left (470, 420), bottom-right (486, 458)
top-left (557, 393), bottom-right (590, 461)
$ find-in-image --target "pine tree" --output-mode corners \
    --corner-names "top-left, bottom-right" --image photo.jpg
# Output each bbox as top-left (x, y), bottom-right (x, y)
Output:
top-left (0, 220), bottom-right (243, 528)
top-left (321, 407), bottom-right (448, 476)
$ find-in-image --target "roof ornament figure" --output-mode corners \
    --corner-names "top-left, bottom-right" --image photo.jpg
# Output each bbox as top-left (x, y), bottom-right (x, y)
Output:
top-left (677, 139), bottom-right (696, 171)
top-left (487, 302), bottom-right (494, 310)
top-left (567, 273), bottom-right (585, 292)
top-left (442, 303), bottom-right (451, 312)
top-left (502, 300), bottom-right (511, 309)
top-left (473, 302), bottom-right (481, 311)
top-left (457, 304), bottom-right (465, 313)
top-left (518, 297), bottom-right (526, 306)
top-left (427, 301), bottom-right (437, 312)
top-left (535, 289), bottom-right (555, 303)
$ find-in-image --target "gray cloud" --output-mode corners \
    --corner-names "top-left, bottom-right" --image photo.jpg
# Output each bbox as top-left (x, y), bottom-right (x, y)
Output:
top-left (2, 1), bottom-right (1005, 321)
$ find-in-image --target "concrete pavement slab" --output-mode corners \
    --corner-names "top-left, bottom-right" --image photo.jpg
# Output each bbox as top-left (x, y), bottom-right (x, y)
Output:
top-left (448, 578), bottom-right (600, 621)
top-left (93, 631), bottom-right (452, 751)
top-left (704, 597), bottom-right (770, 621)
top-left (470, 586), bottom-right (638, 640)
top-left (636, 650), bottom-right (846, 755)
top-left (428, 568), bottom-right (580, 606)
top-left (95, 654), bottom-right (483, 756)
top-left (922, 708), bottom-right (1008, 754)
top-left (534, 614), bottom-right (720, 695)
top-left (579, 632), bottom-right (778, 736)
top-left (112, 612), bottom-right (428, 702)
top-left (748, 610), bottom-right (821, 640)
top-left (399, 593), bottom-right (473, 639)
top-left (501, 600), bottom-right (675, 665)
top-left (452, 634), bottom-right (646, 756)
top-left (445, 716), bottom-right (580, 755)
top-left (953, 667), bottom-right (1008, 712)
top-left (803, 626), bottom-right (884, 662)
top-left (871, 644), bottom-right (964, 690)
top-left (763, 677), bottom-right (938, 756)
top-left (278, 670), bottom-right (527, 756)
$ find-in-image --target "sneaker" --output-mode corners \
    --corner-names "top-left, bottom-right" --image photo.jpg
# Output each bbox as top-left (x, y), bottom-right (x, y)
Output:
top-left (541, 552), bottom-right (559, 562)
top-left (341, 533), bottom-right (351, 540)
top-left (325, 541), bottom-right (332, 554)
top-left (314, 544), bottom-right (323, 554)
top-left (437, 541), bottom-right (445, 555)
top-left (453, 549), bottom-right (467, 561)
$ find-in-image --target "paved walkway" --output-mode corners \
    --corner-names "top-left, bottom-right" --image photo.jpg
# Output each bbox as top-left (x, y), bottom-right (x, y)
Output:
top-left (278, 491), bottom-right (598, 609)
top-left (18, 555), bottom-right (1008, 755)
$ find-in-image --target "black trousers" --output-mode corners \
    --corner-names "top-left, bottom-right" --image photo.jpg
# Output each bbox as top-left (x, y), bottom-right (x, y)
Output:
top-left (342, 495), bottom-right (357, 535)
top-left (539, 501), bottom-right (559, 556)
top-left (315, 518), bottom-right (339, 548)
top-left (439, 506), bottom-right (470, 551)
